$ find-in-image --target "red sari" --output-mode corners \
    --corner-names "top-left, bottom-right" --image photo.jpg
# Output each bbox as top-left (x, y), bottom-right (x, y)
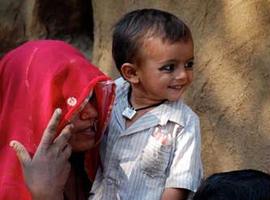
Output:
top-left (0, 40), bottom-right (115, 200)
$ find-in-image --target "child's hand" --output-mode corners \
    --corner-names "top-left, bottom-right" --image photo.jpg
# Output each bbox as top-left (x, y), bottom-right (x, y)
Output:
top-left (10, 109), bottom-right (72, 200)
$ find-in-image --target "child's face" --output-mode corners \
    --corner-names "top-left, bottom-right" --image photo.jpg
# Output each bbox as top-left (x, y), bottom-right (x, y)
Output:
top-left (135, 37), bottom-right (194, 102)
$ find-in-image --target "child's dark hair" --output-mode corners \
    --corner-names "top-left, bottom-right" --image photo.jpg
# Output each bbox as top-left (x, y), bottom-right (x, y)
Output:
top-left (112, 8), bottom-right (192, 72)
top-left (193, 169), bottom-right (270, 200)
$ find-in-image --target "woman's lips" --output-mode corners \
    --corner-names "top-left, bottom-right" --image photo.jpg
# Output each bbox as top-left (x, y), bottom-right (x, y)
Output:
top-left (76, 126), bottom-right (96, 138)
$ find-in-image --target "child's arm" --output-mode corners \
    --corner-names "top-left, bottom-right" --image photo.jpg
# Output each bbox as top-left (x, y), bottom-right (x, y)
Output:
top-left (163, 113), bottom-right (202, 198)
top-left (161, 188), bottom-right (189, 200)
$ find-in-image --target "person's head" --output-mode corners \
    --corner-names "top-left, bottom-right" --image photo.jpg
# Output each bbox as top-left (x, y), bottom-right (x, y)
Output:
top-left (112, 8), bottom-right (194, 101)
top-left (193, 169), bottom-right (270, 200)
top-left (0, 40), bottom-right (114, 152)
top-left (0, 40), bottom-right (115, 199)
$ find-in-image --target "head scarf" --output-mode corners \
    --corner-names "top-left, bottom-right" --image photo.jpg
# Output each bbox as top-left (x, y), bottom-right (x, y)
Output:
top-left (0, 40), bottom-right (115, 200)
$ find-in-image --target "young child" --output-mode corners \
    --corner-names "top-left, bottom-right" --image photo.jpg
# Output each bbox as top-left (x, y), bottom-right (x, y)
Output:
top-left (90, 8), bottom-right (202, 200)
top-left (193, 169), bottom-right (270, 200)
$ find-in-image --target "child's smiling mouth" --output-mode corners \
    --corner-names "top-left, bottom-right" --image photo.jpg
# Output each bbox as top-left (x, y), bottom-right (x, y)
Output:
top-left (168, 85), bottom-right (184, 90)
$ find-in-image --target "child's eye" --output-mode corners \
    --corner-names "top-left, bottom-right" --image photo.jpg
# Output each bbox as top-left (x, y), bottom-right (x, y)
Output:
top-left (184, 61), bottom-right (194, 69)
top-left (159, 64), bottom-right (175, 72)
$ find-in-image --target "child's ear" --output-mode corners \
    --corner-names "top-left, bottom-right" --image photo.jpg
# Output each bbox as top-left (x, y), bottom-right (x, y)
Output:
top-left (120, 63), bottom-right (139, 84)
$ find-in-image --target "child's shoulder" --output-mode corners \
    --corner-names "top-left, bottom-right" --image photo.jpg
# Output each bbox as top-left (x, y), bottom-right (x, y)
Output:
top-left (167, 99), bottom-right (199, 125)
top-left (169, 99), bottom-right (197, 116)
top-left (114, 77), bottom-right (129, 97)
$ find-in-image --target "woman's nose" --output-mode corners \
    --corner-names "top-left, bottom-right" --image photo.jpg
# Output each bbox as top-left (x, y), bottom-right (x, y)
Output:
top-left (80, 102), bottom-right (98, 120)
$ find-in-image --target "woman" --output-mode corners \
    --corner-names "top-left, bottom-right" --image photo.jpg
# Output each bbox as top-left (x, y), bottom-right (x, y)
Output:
top-left (0, 40), bottom-right (115, 200)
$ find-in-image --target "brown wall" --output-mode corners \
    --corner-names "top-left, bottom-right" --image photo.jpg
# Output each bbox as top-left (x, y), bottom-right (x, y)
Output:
top-left (1, 0), bottom-right (270, 177)
top-left (0, 0), bottom-right (93, 57)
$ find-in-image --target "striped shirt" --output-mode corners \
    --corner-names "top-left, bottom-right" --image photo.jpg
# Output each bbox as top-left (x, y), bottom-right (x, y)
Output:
top-left (89, 78), bottom-right (203, 200)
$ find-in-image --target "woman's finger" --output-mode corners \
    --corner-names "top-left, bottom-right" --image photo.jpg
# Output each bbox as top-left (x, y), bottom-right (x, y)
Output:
top-left (62, 144), bottom-right (72, 160)
top-left (9, 140), bottom-right (31, 167)
top-left (53, 124), bottom-right (73, 154)
top-left (37, 109), bottom-right (62, 153)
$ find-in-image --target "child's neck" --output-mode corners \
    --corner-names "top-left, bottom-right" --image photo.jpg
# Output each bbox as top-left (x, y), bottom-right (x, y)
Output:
top-left (124, 86), bottom-right (166, 128)
top-left (129, 86), bottom-right (165, 109)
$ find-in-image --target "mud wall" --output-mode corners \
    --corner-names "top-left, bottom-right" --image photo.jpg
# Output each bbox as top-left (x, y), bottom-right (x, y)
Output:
top-left (1, 0), bottom-right (270, 177)
top-left (0, 0), bottom-right (93, 57)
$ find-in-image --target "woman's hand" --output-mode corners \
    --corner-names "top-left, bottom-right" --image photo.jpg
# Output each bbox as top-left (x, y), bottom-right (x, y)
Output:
top-left (10, 109), bottom-right (73, 200)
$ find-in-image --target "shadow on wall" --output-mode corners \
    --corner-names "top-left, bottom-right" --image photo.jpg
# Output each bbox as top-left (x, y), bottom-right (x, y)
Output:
top-left (38, 0), bottom-right (94, 57)
top-left (0, 0), bottom-right (94, 58)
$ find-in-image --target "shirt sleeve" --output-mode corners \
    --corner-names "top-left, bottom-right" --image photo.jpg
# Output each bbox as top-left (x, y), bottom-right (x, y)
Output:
top-left (165, 114), bottom-right (203, 192)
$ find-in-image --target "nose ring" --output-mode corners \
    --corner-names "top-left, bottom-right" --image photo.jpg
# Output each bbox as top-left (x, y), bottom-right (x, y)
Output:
top-left (80, 112), bottom-right (89, 120)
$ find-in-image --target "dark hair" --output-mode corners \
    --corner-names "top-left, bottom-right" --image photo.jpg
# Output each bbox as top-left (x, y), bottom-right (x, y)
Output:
top-left (112, 8), bottom-right (192, 72)
top-left (193, 169), bottom-right (270, 200)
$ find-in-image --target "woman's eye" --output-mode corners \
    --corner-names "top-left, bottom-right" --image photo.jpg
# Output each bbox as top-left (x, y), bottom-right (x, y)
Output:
top-left (159, 64), bottom-right (175, 72)
top-left (184, 61), bottom-right (194, 69)
top-left (90, 94), bottom-right (98, 108)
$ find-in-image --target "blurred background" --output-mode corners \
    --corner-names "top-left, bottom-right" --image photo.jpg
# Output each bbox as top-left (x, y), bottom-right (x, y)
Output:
top-left (1, 0), bottom-right (270, 177)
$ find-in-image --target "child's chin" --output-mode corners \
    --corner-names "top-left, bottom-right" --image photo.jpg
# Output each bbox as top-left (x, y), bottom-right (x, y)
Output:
top-left (167, 94), bottom-right (183, 102)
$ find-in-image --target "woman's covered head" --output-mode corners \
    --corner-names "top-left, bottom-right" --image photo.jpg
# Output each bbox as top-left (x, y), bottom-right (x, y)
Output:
top-left (0, 40), bottom-right (114, 152)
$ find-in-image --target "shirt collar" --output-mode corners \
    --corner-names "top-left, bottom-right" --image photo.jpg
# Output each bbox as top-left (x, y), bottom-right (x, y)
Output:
top-left (154, 100), bottom-right (186, 127)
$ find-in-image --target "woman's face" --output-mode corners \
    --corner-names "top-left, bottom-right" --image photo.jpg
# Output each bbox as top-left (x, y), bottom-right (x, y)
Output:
top-left (69, 99), bottom-right (98, 152)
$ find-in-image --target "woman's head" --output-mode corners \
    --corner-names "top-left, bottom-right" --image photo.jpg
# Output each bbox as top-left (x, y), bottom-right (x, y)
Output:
top-left (0, 40), bottom-right (114, 151)
top-left (0, 40), bottom-right (115, 199)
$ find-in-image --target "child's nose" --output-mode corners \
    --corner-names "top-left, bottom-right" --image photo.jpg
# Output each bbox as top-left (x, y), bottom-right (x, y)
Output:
top-left (175, 67), bottom-right (188, 80)
top-left (80, 102), bottom-right (98, 120)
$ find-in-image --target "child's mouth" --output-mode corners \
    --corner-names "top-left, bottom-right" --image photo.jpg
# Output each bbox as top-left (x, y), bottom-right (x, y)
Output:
top-left (168, 85), bottom-right (183, 90)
